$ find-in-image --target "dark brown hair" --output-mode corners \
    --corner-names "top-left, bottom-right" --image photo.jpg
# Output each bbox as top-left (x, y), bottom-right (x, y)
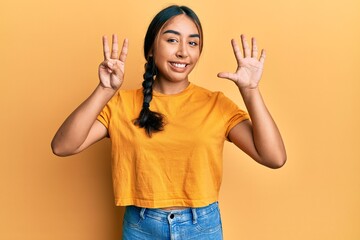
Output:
top-left (134, 5), bottom-right (203, 137)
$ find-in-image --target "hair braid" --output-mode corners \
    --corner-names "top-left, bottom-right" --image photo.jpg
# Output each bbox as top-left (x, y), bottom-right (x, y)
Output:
top-left (134, 57), bottom-right (165, 136)
top-left (134, 5), bottom-right (203, 137)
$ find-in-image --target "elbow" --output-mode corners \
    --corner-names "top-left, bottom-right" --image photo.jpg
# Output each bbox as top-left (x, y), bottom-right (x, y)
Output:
top-left (267, 153), bottom-right (287, 169)
top-left (263, 144), bottom-right (287, 169)
top-left (51, 140), bottom-right (72, 157)
top-left (269, 156), bottom-right (287, 169)
top-left (51, 148), bottom-right (66, 157)
top-left (257, 151), bottom-right (287, 169)
top-left (51, 143), bottom-right (65, 157)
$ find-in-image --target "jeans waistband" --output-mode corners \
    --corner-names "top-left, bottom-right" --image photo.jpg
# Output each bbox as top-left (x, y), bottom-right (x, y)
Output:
top-left (126, 202), bottom-right (219, 224)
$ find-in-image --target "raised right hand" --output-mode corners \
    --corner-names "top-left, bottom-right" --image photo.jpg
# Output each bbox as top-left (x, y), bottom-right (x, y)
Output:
top-left (98, 34), bottom-right (128, 90)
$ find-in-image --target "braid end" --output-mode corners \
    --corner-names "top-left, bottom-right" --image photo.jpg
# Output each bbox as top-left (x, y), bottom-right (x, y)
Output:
top-left (134, 108), bottom-right (165, 137)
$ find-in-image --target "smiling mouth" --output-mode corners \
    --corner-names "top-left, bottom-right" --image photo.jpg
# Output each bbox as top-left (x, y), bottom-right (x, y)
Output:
top-left (170, 62), bottom-right (188, 68)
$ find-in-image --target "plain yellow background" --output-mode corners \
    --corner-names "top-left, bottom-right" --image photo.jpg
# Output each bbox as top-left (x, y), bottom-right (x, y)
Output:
top-left (1, 0), bottom-right (359, 239)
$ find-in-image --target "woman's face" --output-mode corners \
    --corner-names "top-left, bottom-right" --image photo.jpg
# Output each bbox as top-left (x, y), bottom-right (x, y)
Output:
top-left (152, 14), bottom-right (201, 84)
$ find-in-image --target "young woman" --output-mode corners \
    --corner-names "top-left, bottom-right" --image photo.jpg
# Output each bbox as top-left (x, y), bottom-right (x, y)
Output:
top-left (51, 5), bottom-right (286, 239)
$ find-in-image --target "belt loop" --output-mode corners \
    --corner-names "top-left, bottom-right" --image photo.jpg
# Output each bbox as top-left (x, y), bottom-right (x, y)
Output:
top-left (140, 208), bottom-right (146, 219)
top-left (191, 208), bottom-right (198, 224)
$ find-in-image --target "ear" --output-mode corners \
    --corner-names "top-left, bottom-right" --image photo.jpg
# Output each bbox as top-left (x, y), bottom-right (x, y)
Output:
top-left (148, 48), bottom-right (154, 57)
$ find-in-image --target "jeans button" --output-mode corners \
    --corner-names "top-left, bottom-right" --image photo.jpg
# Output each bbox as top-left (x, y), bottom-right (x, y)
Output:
top-left (170, 214), bottom-right (175, 219)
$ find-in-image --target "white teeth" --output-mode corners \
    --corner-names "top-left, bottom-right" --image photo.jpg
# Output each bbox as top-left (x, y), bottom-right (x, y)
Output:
top-left (172, 63), bottom-right (187, 68)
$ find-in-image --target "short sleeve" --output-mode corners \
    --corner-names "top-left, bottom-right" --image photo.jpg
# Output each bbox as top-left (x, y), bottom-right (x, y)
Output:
top-left (96, 92), bottom-right (119, 129)
top-left (218, 92), bottom-right (250, 140)
top-left (97, 105), bottom-right (110, 129)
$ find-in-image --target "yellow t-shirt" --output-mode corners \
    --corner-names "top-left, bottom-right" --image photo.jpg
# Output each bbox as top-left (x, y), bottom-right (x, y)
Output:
top-left (97, 83), bottom-right (249, 208)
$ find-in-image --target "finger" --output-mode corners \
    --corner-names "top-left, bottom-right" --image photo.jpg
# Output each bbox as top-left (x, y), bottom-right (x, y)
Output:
top-left (241, 34), bottom-right (251, 58)
top-left (112, 62), bottom-right (122, 77)
top-left (100, 60), bottom-right (114, 73)
top-left (251, 37), bottom-right (258, 58)
top-left (259, 49), bottom-right (266, 64)
top-left (111, 34), bottom-right (119, 59)
top-left (231, 39), bottom-right (243, 66)
top-left (99, 60), bottom-right (112, 74)
top-left (119, 38), bottom-right (129, 62)
top-left (217, 72), bottom-right (239, 82)
top-left (102, 35), bottom-right (110, 60)
top-left (107, 60), bottom-right (114, 69)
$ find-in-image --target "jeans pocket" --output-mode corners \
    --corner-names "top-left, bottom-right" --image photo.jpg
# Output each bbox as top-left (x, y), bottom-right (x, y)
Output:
top-left (195, 207), bottom-right (222, 233)
top-left (123, 206), bottom-right (144, 229)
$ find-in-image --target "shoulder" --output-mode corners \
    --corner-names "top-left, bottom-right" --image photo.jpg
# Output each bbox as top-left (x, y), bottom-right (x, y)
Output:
top-left (118, 88), bottom-right (142, 97)
top-left (191, 84), bottom-right (241, 111)
top-left (112, 88), bottom-right (142, 100)
top-left (190, 83), bottom-right (225, 99)
top-left (103, 88), bottom-right (142, 110)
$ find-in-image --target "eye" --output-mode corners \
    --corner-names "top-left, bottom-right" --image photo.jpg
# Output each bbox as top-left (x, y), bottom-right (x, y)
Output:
top-left (167, 38), bottom-right (178, 43)
top-left (189, 41), bottom-right (199, 47)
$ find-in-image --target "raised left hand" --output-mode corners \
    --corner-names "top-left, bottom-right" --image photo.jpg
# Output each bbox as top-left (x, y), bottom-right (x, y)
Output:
top-left (217, 34), bottom-right (265, 89)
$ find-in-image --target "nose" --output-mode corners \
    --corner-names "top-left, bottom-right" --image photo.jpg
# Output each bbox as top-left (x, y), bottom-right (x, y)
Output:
top-left (176, 42), bottom-right (188, 59)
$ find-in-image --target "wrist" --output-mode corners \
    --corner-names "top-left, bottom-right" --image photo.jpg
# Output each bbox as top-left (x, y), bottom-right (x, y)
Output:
top-left (239, 85), bottom-right (259, 95)
top-left (96, 84), bottom-right (117, 100)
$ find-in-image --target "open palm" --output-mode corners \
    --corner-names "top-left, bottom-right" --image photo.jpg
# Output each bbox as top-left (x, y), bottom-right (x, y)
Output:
top-left (218, 35), bottom-right (265, 89)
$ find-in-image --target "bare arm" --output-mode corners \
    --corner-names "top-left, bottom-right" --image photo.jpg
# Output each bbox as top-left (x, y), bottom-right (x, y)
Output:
top-left (218, 35), bottom-right (286, 168)
top-left (51, 85), bottom-right (114, 156)
top-left (228, 89), bottom-right (286, 168)
top-left (51, 35), bottom-right (128, 156)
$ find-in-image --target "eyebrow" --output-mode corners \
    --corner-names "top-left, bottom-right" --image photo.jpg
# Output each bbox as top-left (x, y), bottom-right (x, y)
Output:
top-left (163, 30), bottom-right (200, 38)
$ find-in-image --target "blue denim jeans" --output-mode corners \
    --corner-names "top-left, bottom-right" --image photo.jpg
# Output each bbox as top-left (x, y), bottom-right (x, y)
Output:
top-left (122, 202), bottom-right (223, 240)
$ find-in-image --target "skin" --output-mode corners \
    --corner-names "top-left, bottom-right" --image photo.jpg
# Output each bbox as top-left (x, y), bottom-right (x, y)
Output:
top-left (50, 35), bottom-right (128, 156)
top-left (151, 15), bottom-right (201, 94)
top-left (51, 13), bottom-right (286, 210)
top-left (218, 36), bottom-right (287, 169)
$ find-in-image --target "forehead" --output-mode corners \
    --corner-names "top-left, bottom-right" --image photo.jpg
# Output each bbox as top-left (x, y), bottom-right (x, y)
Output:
top-left (161, 14), bottom-right (199, 35)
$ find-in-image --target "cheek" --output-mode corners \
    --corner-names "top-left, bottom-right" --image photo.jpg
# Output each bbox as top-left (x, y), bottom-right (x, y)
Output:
top-left (153, 54), bottom-right (167, 69)
top-left (191, 50), bottom-right (200, 62)
top-left (153, 47), bottom-right (171, 63)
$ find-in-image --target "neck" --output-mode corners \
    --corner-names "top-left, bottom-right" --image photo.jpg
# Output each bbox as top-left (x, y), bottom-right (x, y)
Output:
top-left (153, 79), bottom-right (190, 95)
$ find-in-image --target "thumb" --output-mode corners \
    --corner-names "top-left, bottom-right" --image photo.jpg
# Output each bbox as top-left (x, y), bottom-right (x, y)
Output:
top-left (217, 72), bottom-right (238, 82)
top-left (111, 62), bottom-right (124, 78)
top-left (112, 64), bottom-right (121, 76)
